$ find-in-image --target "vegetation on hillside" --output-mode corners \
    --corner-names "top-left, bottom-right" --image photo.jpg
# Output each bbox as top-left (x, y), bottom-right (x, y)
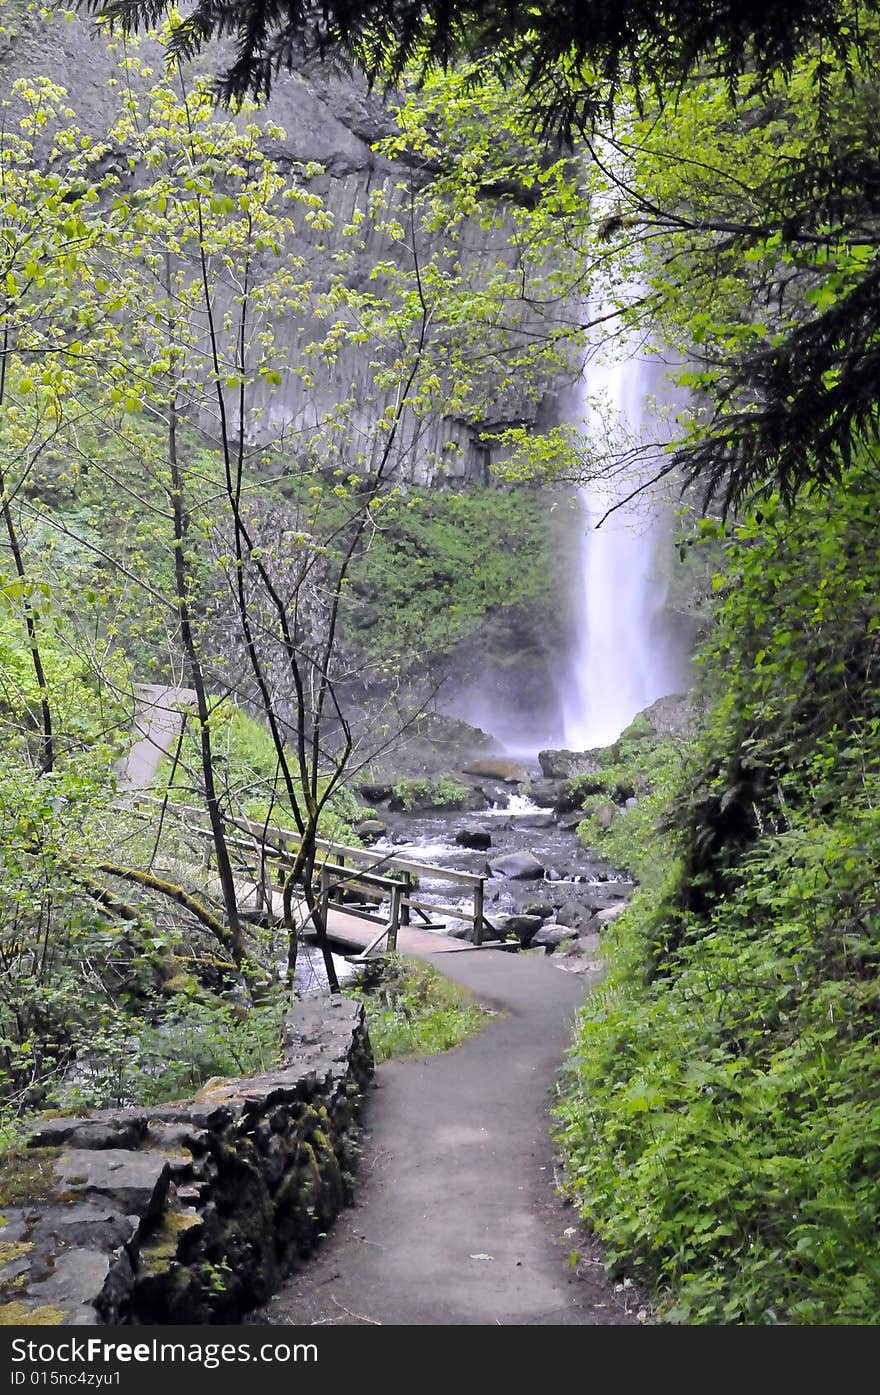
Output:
top-left (98, 0), bottom-right (880, 513)
top-left (558, 467), bottom-right (880, 1323)
top-left (343, 487), bottom-right (567, 669)
top-left (564, 719), bottom-right (694, 891)
top-left (0, 18), bottom-right (584, 1137)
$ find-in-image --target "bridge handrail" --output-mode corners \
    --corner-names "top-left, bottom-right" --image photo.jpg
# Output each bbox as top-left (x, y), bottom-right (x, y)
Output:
top-left (122, 794), bottom-right (494, 947)
top-left (126, 796), bottom-right (484, 886)
top-left (318, 861), bottom-right (402, 895)
top-left (250, 822), bottom-right (486, 888)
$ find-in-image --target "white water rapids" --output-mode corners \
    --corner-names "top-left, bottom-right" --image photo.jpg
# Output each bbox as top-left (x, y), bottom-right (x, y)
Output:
top-left (560, 313), bottom-right (685, 749)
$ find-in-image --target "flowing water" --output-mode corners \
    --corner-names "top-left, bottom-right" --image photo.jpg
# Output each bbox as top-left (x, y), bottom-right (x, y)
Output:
top-left (561, 312), bottom-right (685, 749)
top-left (372, 795), bottom-right (629, 935)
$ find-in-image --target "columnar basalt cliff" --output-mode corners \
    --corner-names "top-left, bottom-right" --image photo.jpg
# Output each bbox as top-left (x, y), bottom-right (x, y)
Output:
top-left (2, 9), bottom-right (569, 487)
top-left (0, 998), bottom-right (372, 1325)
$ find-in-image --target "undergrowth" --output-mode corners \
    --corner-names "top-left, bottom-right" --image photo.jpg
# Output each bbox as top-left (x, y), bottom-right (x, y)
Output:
top-left (557, 467), bottom-right (880, 1324)
top-left (348, 956), bottom-right (486, 1062)
top-left (391, 774), bottom-right (472, 812)
top-left (161, 702), bottom-right (362, 843)
top-left (569, 720), bottom-right (694, 890)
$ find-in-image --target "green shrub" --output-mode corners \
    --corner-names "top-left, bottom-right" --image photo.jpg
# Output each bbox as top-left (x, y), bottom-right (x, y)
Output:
top-left (571, 737), bottom-right (692, 889)
top-left (338, 485), bottom-right (572, 668)
top-left (391, 774), bottom-right (471, 811)
top-left (50, 990), bottom-right (286, 1113)
top-left (161, 701), bottom-right (362, 843)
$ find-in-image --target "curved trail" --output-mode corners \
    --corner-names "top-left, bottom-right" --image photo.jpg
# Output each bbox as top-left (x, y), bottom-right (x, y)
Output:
top-left (119, 683), bottom-right (196, 789)
top-left (259, 949), bottom-right (638, 1326)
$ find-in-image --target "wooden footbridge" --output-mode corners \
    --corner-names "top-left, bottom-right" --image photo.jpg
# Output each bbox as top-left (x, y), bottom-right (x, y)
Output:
top-left (120, 688), bottom-right (511, 961)
top-left (133, 798), bottom-right (511, 960)
top-left (242, 825), bottom-right (510, 959)
top-left (235, 818), bottom-right (510, 959)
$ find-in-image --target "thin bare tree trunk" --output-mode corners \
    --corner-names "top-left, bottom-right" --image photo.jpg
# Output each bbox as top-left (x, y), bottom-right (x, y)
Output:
top-left (164, 245), bottom-right (245, 964)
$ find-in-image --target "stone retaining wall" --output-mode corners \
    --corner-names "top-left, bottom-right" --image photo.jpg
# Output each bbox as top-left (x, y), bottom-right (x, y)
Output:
top-left (0, 997), bottom-right (372, 1325)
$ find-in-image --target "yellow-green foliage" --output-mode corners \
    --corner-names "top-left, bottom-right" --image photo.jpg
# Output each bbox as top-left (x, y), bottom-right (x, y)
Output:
top-left (162, 701), bottom-right (362, 842)
top-left (391, 774), bottom-right (472, 812)
top-left (570, 721), bottom-right (694, 891)
top-left (0, 611), bottom-right (132, 762)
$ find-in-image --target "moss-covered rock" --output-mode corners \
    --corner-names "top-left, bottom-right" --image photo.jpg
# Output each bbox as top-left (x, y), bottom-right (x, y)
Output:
top-left (1, 997), bottom-right (372, 1324)
top-left (0, 1300), bottom-right (65, 1325)
top-left (390, 774), bottom-right (477, 812)
top-left (0, 1149), bottom-right (61, 1207)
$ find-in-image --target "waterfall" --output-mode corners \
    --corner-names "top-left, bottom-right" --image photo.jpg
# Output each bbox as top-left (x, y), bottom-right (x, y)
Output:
top-left (561, 318), bottom-right (684, 749)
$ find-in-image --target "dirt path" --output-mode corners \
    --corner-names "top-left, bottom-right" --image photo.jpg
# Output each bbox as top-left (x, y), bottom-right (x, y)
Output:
top-left (258, 949), bottom-right (639, 1326)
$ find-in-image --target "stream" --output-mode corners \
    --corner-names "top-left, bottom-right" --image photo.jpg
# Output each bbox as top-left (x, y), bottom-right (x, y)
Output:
top-left (375, 797), bottom-right (625, 917)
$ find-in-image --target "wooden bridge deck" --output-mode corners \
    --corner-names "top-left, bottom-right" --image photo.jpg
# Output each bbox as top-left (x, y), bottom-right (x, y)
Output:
top-left (236, 881), bottom-right (485, 957)
top-left (304, 907), bottom-right (475, 957)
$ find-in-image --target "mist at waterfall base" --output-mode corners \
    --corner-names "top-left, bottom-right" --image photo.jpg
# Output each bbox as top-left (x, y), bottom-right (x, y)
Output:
top-left (438, 339), bottom-right (688, 760)
top-left (560, 342), bottom-right (688, 750)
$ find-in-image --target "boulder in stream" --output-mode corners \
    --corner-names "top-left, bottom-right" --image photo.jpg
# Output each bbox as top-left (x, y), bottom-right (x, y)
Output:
top-left (462, 757), bottom-right (532, 784)
top-left (522, 902), bottom-right (555, 920)
top-left (360, 782), bottom-right (393, 803)
top-left (596, 902), bottom-right (629, 927)
top-left (532, 924), bottom-right (579, 951)
top-left (356, 819), bottom-right (387, 843)
top-left (563, 931), bottom-right (601, 960)
top-left (580, 883), bottom-right (637, 914)
top-left (524, 778), bottom-right (560, 808)
top-left (487, 850), bottom-right (545, 881)
top-left (503, 914), bottom-right (544, 948)
top-left (446, 918), bottom-right (507, 943)
top-left (514, 812), bottom-right (555, 831)
top-left (555, 901), bottom-right (595, 931)
top-left (456, 825), bottom-right (493, 851)
top-left (538, 748), bottom-right (605, 781)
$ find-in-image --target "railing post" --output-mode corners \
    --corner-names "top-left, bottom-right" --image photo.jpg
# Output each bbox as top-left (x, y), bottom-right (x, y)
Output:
top-left (319, 866), bottom-right (330, 939)
top-left (474, 878), bottom-right (484, 946)
top-left (258, 843), bottom-right (269, 916)
top-left (400, 872), bottom-right (411, 927)
top-left (387, 883), bottom-right (401, 953)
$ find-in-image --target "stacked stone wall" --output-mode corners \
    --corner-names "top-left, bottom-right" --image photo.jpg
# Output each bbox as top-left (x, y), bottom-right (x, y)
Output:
top-left (0, 997), bottom-right (372, 1325)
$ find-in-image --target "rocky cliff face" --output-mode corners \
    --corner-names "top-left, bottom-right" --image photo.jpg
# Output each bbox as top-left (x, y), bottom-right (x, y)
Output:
top-left (1, 9), bottom-right (575, 488)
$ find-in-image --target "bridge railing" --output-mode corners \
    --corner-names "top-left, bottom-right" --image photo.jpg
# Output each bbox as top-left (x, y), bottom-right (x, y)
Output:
top-left (243, 821), bottom-right (497, 948)
top-left (125, 797), bottom-right (499, 953)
